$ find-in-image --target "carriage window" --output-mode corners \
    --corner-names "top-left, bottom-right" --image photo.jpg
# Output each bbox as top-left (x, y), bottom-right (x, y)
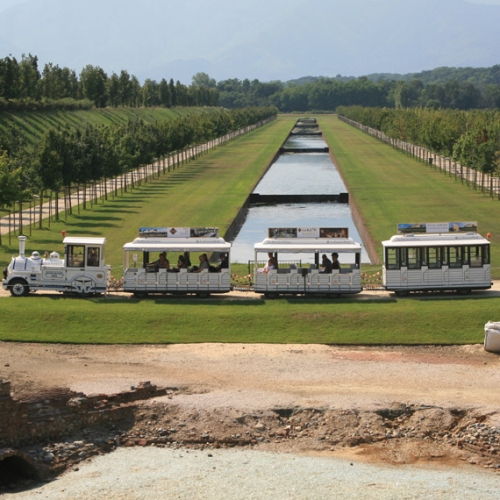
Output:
top-left (67, 245), bottom-right (85, 267)
top-left (87, 247), bottom-right (100, 267)
top-left (483, 245), bottom-right (490, 265)
top-left (469, 245), bottom-right (483, 268)
top-left (386, 248), bottom-right (400, 270)
top-left (407, 247), bottom-right (421, 269)
top-left (427, 247), bottom-right (441, 268)
top-left (448, 247), bottom-right (462, 268)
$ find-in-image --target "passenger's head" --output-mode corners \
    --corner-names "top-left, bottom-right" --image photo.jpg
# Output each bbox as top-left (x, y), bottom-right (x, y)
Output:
top-left (332, 252), bottom-right (338, 260)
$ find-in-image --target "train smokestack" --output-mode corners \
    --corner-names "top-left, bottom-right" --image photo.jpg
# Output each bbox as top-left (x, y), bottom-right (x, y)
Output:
top-left (18, 236), bottom-right (27, 258)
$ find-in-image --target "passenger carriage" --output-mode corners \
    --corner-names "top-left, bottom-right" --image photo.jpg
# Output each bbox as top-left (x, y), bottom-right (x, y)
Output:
top-left (253, 227), bottom-right (363, 298)
top-left (382, 222), bottom-right (491, 295)
top-left (122, 227), bottom-right (231, 298)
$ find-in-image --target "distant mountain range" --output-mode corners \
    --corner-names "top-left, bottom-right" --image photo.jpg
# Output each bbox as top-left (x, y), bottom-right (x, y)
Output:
top-left (0, 0), bottom-right (499, 83)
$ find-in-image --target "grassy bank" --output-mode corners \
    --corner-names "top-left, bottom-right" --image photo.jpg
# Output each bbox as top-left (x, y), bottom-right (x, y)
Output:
top-left (318, 115), bottom-right (500, 278)
top-left (0, 115), bottom-right (296, 270)
top-left (0, 294), bottom-right (497, 344)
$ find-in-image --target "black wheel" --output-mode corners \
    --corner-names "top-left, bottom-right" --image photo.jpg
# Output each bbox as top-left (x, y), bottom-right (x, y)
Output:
top-left (264, 292), bottom-right (277, 299)
top-left (9, 279), bottom-right (29, 297)
top-left (196, 292), bottom-right (210, 298)
top-left (457, 288), bottom-right (471, 295)
top-left (395, 290), bottom-right (409, 297)
top-left (327, 293), bottom-right (341, 299)
top-left (133, 291), bottom-right (148, 299)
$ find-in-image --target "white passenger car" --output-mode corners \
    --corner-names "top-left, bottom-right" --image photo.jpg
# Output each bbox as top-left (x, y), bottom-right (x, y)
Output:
top-left (253, 227), bottom-right (363, 298)
top-left (122, 227), bottom-right (231, 298)
top-left (2, 236), bottom-right (109, 297)
top-left (382, 222), bottom-right (491, 295)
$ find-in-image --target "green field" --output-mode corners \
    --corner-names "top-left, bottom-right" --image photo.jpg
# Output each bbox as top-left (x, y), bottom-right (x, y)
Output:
top-left (1, 113), bottom-right (498, 345)
top-left (0, 294), bottom-right (497, 345)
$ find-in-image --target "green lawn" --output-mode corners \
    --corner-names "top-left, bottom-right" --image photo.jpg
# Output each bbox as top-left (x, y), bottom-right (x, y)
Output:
top-left (0, 294), bottom-right (496, 344)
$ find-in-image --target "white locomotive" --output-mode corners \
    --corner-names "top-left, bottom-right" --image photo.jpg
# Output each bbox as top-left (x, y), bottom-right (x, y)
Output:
top-left (2, 235), bottom-right (109, 297)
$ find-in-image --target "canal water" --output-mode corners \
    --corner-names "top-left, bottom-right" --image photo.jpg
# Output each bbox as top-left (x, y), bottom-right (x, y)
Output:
top-left (230, 132), bottom-right (371, 264)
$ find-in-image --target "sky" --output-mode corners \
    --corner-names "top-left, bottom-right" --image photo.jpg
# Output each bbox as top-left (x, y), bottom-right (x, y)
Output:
top-left (1, 0), bottom-right (499, 83)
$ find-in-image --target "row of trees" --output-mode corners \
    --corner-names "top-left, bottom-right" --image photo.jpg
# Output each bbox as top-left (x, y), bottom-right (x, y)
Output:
top-left (216, 76), bottom-right (500, 112)
top-left (0, 55), bottom-right (219, 110)
top-left (3, 54), bottom-right (500, 114)
top-left (0, 106), bottom-right (277, 230)
top-left (336, 106), bottom-right (500, 175)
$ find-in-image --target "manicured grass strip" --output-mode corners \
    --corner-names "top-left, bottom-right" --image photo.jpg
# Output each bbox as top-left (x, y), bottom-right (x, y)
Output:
top-left (0, 295), bottom-right (496, 344)
top-left (318, 115), bottom-right (500, 278)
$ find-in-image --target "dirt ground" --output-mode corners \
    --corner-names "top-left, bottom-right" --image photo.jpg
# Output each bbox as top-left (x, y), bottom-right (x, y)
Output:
top-left (1, 285), bottom-right (500, 471)
top-left (2, 340), bottom-right (500, 471)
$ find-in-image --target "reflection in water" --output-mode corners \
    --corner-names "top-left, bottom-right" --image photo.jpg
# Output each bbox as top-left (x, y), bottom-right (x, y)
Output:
top-left (284, 135), bottom-right (328, 149)
top-left (253, 153), bottom-right (345, 195)
top-left (231, 203), bottom-right (370, 264)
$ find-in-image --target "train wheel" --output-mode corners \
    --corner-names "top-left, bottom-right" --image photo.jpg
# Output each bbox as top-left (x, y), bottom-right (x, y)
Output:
top-left (9, 279), bottom-right (29, 297)
top-left (327, 293), bottom-right (340, 299)
top-left (457, 288), bottom-right (471, 295)
top-left (133, 291), bottom-right (148, 299)
top-left (395, 290), bottom-right (409, 297)
top-left (264, 292), bottom-right (277, 299)
top-left (196, 292), bottom-right (210, 298)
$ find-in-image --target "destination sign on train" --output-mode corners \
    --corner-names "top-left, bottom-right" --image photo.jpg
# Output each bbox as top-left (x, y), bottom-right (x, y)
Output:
top-left (397, 222), bottom-right (478, 234)
top-left (139, 227), bottom-right (219, 238)
top-left (268, 227), bottom-right (349, 239)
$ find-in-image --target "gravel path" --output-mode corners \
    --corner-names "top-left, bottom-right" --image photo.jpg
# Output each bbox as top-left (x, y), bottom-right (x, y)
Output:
top-left (6, 448), bottom-right (500, 500)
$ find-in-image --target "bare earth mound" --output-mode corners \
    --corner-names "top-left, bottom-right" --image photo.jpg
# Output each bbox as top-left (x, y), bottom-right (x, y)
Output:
top-left (1, 342), bottom-right (500, 476)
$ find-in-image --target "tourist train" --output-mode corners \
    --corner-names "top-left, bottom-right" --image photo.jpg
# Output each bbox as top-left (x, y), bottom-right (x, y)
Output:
top-left (1, 222), bottom-right (493, 298)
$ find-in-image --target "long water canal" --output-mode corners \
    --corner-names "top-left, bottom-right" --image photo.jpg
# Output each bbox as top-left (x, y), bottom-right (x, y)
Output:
top-left (231, 123), bottom-right (371, 265)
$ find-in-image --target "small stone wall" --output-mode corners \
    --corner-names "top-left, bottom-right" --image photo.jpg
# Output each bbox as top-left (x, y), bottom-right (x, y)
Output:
top-left (0, 379), bottom-right (168, 449)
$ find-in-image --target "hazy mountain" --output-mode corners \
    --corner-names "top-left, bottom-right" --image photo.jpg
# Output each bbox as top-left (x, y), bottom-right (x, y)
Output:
top-left (0, 0), bottom-right (499, 83)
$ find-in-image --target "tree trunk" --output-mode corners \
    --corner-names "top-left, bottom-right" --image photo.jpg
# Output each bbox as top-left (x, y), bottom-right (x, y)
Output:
top-left (55, 190), bottom-right (59, 221)
top-left (18, 200), bottom-right (23, 235)
top-left (39, 190), bottom-right (43, 229)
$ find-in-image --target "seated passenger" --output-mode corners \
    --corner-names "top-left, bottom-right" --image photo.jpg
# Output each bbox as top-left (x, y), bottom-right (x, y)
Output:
top-left (331, 252), bottom-right (340, 271)
top-left (268, 253), bottom-right (278, 269)
top-left (258, 258), bottom-right (276, 274)
top-left (192, 253), bottom-right (209, 273)
top-left (177, 255), bottom-right (187, 270)
top-left (210, 253), bottom-right (228, 272)
top-left (149, 252), bottom-right (169, 271)
top-left (320, 254), bottom-right (333, 274)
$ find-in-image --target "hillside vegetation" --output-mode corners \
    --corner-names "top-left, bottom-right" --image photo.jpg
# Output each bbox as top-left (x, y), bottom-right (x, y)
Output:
top-left (0, 107), bottom-right (216, 147)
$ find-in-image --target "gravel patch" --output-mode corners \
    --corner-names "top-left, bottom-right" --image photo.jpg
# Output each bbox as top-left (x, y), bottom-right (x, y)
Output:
top-left (6, 447), bottom-right (500, 499)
